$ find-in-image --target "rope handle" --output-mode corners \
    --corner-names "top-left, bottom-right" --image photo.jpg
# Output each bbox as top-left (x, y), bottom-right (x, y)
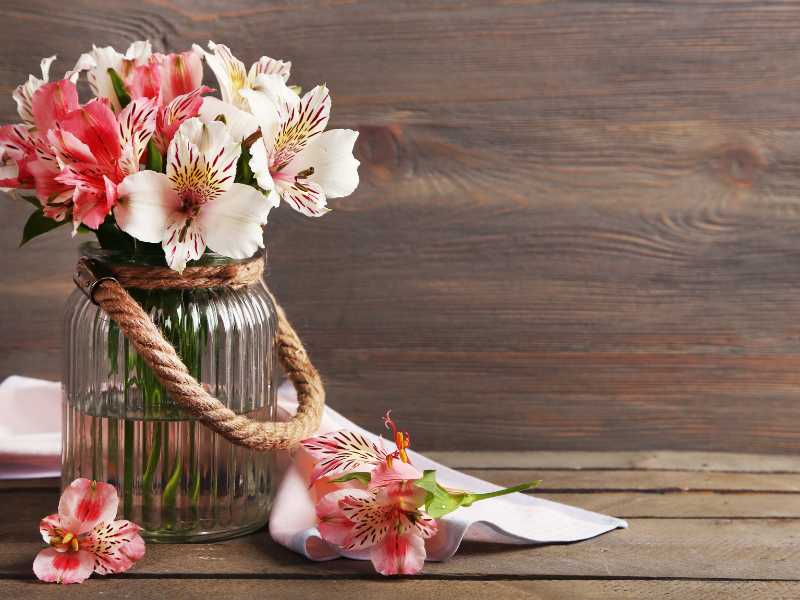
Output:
top-left (74, 257), bottom-right (325, 451)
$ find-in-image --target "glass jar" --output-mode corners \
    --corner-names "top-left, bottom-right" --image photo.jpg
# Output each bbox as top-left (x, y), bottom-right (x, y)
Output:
top-left (62, 243), bottom-right (279, 542)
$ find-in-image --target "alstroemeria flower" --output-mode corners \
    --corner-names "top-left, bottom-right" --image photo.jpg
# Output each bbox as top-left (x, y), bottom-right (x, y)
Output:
top-left (0, 77), bottom-right (81, 218)
top-left (0, 57), bottom-right (77, 200)
top-left (303, 412), bottom-right (421, 485)
top-left (33, 478), bottom-right (145, 584)
top-left (115, 117), bottom-right (272, 271)
top-left (241, 77), bottom-right (360, 216)
top-left (70, 41), bottom-right (153, 111)
top-left (48, 95), bottom-right (158, 229)
top-left (193, 41), bottom-right (291, 111)
top-left (317, 483), bottom-right (437, 576)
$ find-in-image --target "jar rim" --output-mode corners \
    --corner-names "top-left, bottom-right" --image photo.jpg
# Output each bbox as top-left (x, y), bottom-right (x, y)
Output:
top-left (79, 242), bottom-right (266, 268)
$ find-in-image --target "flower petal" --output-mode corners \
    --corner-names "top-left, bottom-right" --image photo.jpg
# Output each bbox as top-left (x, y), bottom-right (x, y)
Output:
top-left (126, 61), bottom-right (161, 101)
top-left (285, 128), bottom-right (360, 198)
top-left (248, 56), bottom-right (292, 83)
top-left (125, 40), bottom-right (153, 63)
top-left (84, 519), bottom-right (145, 575)
top-left (47, 128), bottom-right (95, 165)
top-left (407, 509), bottom-right (438, 539)
top-left (158, 50), bottom-right (204, 105)
top-left (29, 156), bottom-right (72, 205)
top-left (368, 460), bottom-right (422, 491)
top-left (315, 489), bottom-right (370, 546)
top-left (338, 492), bottom-right (395, 551)
top-left (198, 96), bottom-right (259, 143)
top-left (197, 183), bottom-right (270, 259)
top-left (249, 137), bottom-right (276, 193)
top-left (117, 97), bottom-right (158, 176)
top-left (30, 79), bottom-right (80, 135)
top-left (156, 86), bottom-right (213, 151)
top-left (13, 55), bottom-right (56, 126)
top-left (33, 548), bottom-right (95, 584)
top-left (72, 186), bottom-right (112, 230)
top-left (56, 99), bottom-right (120, 168)
top-left (115, 170), bottom-right (178, 243)
top-left (301, 430), bottom-right (389, 484)
top-left (71, 45), bottom-right (125, 110)
top-left (162, 215), bottom-right (206, 272)
top-left (58, 479), bottom-right (119, 534)
top-left (247, 74), bottom-right (299, 115)
top-left (167, 118), bottom-right (240, 199)
top-left (277, 176), bottom-right (329, 217)
top-left (369, 530), bottom-right (426, 576)
top-left (194, 41), bottom-right (248, 107)
top-left (289, 84), bottom-right (331, 141)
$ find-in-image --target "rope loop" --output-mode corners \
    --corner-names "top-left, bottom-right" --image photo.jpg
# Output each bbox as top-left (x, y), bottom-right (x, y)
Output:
top-left (74, 255), bottom-right (325, 451)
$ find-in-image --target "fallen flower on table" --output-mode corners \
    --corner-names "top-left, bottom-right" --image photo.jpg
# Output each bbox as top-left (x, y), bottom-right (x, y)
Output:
top-left (301, 412), bottom-right (540, 576)
top-left (33, 478), bottom-right (144, 584)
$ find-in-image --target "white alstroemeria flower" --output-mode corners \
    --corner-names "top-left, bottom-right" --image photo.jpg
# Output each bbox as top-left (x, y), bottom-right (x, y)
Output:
top-left (241, 78), bottom-right (360, 216)
top-left (115, 118), bottom-right (271, 272)
top-left (12, 56), bottom-right (57, 127)
top-left (193, 41), bottom-right (291, 110)
top-left (71, 41), bottom-right (153, 111)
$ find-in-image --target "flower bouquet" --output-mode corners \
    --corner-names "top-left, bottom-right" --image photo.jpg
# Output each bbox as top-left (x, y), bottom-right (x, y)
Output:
top-left (1, 40), bottom-right (357, 543)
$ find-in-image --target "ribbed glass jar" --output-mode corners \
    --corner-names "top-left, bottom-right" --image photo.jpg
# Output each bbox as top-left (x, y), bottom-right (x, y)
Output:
top-left (62, 243), bottom-right (279, 542)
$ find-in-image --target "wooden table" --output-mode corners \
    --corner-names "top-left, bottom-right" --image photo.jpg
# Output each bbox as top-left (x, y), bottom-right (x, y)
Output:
top-left (1, 451), bottom-right (797, 598)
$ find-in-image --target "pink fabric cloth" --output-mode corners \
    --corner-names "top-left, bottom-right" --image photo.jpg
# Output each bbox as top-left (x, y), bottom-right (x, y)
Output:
top-left (0, 375), bottom-right (626, 562)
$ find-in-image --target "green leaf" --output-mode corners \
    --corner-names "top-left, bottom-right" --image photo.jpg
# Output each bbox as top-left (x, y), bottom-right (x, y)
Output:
top-left (415, 470), bottom-right (540, 519)
top-left (20, 207), bottom-right (68, 246)
top-left (107, 68), bottom-right (131, 109)
top-left (331, 472), bottom-right (372, 484)
top-left (146, 138), bottom-right (163, 172)
top-left (235, 142), bottom-right (253, 184)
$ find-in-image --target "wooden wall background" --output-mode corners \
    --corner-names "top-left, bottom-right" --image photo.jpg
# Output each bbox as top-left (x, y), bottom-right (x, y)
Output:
top-left (1, 0), bottom-right (800, 453)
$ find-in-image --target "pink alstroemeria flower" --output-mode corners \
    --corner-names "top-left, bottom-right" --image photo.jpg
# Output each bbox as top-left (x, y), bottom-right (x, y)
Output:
top-left (0, 73), bottom-right (80, 217)
top-left (303, 413), bottom-right (436, 575)
top-left (317, 483), bottom-right (437, 576)
top-left (48, 95), bottom-right (157, 229)
top-left (33, 478), bottom-right (145, 584)
top-left (302, 411), bottom-right (422, 487)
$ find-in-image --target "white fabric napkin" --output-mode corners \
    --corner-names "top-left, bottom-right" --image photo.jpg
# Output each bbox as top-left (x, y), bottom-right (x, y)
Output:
top-left (0, 375), bottom-right (627, 561)
top-left (0, 376), bottom-right (61, 479)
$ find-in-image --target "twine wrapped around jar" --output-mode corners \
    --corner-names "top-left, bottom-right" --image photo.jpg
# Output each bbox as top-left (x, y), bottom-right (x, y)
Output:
top-left (73, 255), bottom-right (324, 451)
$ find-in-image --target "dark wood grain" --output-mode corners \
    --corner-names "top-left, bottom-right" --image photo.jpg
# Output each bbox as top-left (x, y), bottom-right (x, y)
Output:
top-left (3, 1), bottom-right (800, 451)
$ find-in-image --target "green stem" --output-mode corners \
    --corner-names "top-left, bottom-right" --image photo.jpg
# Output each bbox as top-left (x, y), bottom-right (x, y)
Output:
top-left (462, 481), bottom-right (541, 507)
top-left (122, 340), bottom-right (134, 518)
top-left (141, 422), bottom-right (162, 519)
top-left (162, 440), bottom-right (182, 530)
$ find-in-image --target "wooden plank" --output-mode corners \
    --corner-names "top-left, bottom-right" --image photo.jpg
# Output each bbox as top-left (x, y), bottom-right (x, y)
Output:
top-left (4, 0), bottom-right (800, 453)
top-left (2, 579), bottom-right (799, 600)
top-left (472, 470), bottom-right (800, 492)
top-left (428, 451), bottom-right (800, 473)
top-left (1, 519), bottom-right (798, 580)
